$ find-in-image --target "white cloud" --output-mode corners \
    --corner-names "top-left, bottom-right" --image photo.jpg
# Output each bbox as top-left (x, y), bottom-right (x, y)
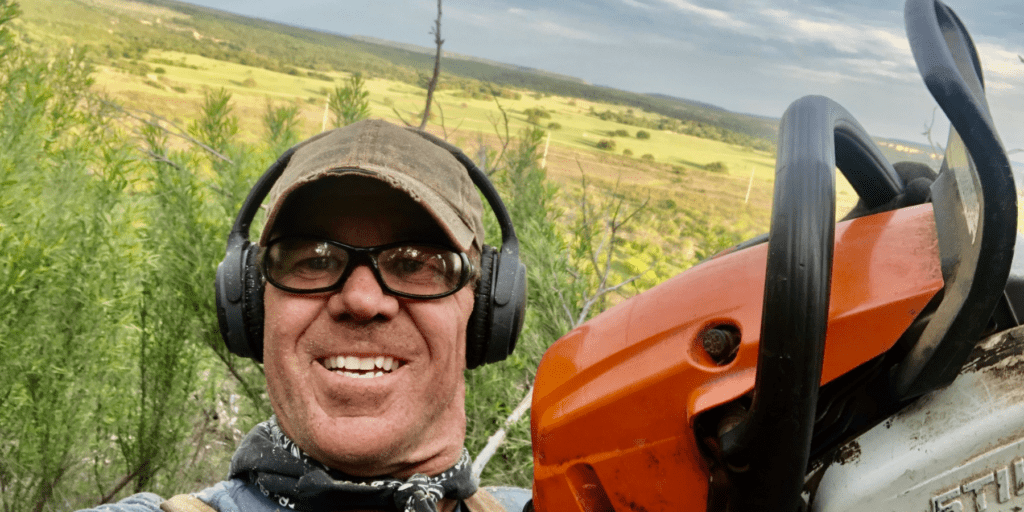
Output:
top-left (445, 5), bottom-right (499, 28)
top-left (976, 41), bottom-right (1024, 83)
top-left (655, 0), bottom-right (751, 31)
top-left (618, 0), bottom-right (656, 11)
top-left (760, 8), bottom-right (908, 57)
top-left (534, 19), bottom-right (605, 42)
top-left (500, 6), bottom-right (607, 43)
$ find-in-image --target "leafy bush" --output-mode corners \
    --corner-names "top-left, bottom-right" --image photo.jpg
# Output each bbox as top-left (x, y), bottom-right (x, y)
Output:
top-left (328, 72), bottom-right (371, 127)
top-left (706, 161), bottom-right (728, 172)
top-left (636, 129), bottom-right (651, 139)
top-left (642, 153), bottom-right (655, 162)
top-left (523, 107), bottom-right (551, 124)
top-left (623, 148), bottom-right (633, 156)
top-left (596, 139), bottom-right (616, 150)
top-left (546, 121), bottom-right (561, 130)
top-left (612, 128), bottom-right (630, 137)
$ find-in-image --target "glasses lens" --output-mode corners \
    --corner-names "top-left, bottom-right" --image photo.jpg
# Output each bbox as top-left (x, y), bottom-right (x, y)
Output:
top-left (265, 238), bottom-right (348, 291)
top-left (377, 245), bottom-right (464, 297)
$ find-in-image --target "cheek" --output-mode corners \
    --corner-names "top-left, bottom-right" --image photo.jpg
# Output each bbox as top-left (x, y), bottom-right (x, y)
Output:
top-left (263, 288), bottom-right (321, 339)
top-left (411, 290), bottom-right (474, 372)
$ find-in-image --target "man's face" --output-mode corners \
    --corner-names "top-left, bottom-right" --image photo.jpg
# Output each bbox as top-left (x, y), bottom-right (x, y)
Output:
top-left (262, 176), bottom-right (473, 478)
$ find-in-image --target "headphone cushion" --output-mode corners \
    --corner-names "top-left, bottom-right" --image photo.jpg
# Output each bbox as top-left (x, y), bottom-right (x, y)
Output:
top-left (466, 245), bottom-right (497, 369)
top-left (242, 246), bottom-right (265, 362)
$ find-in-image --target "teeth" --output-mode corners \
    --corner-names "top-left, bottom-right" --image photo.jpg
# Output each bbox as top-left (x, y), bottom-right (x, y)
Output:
top-left (323, 355), bottom-right (400, 377)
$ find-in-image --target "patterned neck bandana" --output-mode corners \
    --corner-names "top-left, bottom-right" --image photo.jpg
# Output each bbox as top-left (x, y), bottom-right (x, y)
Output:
top-left (229, 417), bottom-right (478, 512)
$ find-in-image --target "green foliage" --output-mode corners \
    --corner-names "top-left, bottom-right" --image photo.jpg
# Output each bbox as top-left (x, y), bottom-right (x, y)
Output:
top-left (641, 153), bottom-right (655, 162)
top-left (636, 129), bottom-right (651, 140)
top-left (623, 148), bottom-right (633, 157)
top-left (611, 128), bottom-right (630, 137)
top-left (596, 139), bottom-right (616, 151)
top-left (466, 128), bottom-right (574, 488)
top-left (546, 122), bottom-right (561, 130)
top-left (0, 26), bottom-right (270, 507)
top-left (522, 106), bottom-right (551, 125)
top-left (706, 161), bottom-right (728, 173)
top-left (328, 73), bottom-right (371, 128)
top-left (690, 215), bottom-right (744, 261)
top-left (263, 99), bottom-right (301, 154)
top-left (589, 107), bottom-right (773, 151)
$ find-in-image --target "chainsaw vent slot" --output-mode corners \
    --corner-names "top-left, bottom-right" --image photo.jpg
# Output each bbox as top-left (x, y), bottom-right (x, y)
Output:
top-left (566, 463), bottom-right (614, 512)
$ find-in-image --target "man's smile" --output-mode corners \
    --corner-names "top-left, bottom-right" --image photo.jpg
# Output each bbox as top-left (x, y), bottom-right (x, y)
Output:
top-left (319, 354), bottom-right (405, 378)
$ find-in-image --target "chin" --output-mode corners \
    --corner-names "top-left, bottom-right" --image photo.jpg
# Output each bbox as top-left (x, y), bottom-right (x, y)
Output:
top-left (298, 411), bottom-right (466, 478)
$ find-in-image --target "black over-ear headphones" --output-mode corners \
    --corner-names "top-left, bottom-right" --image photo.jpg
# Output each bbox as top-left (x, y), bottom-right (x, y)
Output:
top-left (214, 129), bottom-right (527, 370)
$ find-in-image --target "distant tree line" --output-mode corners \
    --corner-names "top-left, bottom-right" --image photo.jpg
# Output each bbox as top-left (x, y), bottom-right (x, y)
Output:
top-left (589, 107), bottom-right (774, 151)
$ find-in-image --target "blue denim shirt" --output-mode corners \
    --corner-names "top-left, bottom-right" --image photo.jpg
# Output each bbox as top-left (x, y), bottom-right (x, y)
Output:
top-left (75, 480), bottom-right (531, 512)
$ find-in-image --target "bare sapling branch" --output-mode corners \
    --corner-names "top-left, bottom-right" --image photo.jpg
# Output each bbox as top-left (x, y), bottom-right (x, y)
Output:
top-left (484, 96), bottom-right (513, 175)
top-left (921, 106), bottom-right (944, 166)
top-left (567, 165), bottom-right (651, 327)
top-left (471, 385), bottom-right (534, 481)
top-left (419, 0), bottom-right (444, 130)
top-left (100, 99), bottom-right (235, 164)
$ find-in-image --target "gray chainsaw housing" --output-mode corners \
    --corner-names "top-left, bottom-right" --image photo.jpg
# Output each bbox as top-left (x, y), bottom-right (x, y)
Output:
top-left (810, 324), bottom-right (1024, 511)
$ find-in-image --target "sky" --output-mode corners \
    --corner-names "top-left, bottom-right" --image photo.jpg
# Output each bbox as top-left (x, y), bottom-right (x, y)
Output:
top-left (181, 0), bottom-right (1023, 161)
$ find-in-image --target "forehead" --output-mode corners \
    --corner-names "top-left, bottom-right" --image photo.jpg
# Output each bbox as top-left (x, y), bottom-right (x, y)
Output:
top-left (268, 175), bottom-right (450, 246)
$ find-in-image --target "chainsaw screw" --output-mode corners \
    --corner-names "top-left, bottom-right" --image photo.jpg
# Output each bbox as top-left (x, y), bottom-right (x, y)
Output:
top-left (702, 326), bottom-right (740, 365)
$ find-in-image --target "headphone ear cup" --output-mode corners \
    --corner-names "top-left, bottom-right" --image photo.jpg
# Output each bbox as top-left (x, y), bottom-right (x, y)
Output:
top-left (466, 245), bottom-right (497, 370)
top-left (241, 246), bottom-right (265, 363)
top-left (215, 240), bottom-right (265, 362)
top-left (487, 249), bottom-right (527, 365)
top-left (466, 244), bottom-right (527, 369)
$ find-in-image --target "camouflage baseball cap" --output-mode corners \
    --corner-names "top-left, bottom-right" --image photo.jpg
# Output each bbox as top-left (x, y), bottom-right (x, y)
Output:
top-left (259, 119), bottom-right (485, 254)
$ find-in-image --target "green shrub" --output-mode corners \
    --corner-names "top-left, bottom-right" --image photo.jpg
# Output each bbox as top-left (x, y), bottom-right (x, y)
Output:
top-left (596, 139), bottom-right (616, 150)
top-left (636, 130), bottom-right (651, 139)
top-left (706, 161), bottom-right (728, 172)
top-left (641, 153), bottom-right (655, 162)
top-left (328, 73), bottom-right (371, 127)
top-left (547, 122), bottom-right (561, 130)
top-left (623, 148), bottom-right (633, 156)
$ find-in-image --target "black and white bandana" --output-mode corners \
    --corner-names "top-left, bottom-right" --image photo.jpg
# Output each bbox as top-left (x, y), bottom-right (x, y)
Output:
top-left (229, 417), bottom-right (478, 512)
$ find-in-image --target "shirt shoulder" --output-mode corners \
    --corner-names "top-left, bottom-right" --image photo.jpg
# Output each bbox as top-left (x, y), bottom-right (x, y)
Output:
top-left (477, 486), bottom-right (532, 511)
top-left (73, 492), bottom-right (164, 512)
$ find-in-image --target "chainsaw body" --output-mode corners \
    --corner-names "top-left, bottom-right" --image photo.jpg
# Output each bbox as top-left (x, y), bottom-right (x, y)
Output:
top-left (530, 1), bottom-right (1023, 510)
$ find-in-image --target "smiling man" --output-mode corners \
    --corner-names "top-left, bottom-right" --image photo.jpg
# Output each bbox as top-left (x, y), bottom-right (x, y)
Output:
top-left (78, 120), bottom-right (530, 512)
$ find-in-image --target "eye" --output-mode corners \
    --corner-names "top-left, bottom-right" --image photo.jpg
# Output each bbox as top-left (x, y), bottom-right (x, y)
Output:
top-left (291, 243), bottom-right (342, 274)
top-left (297, 254), bottom-right (335, 270)
top-left (386, 248), bottom-right (433, 278)
top-left (266, 239), bottom-right (347, 289)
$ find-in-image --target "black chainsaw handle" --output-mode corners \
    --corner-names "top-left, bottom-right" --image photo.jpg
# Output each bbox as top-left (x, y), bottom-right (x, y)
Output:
top-left (718, 95), bottom-right (901, 511)
top-left (893, 0), bottom-right (1017, 400)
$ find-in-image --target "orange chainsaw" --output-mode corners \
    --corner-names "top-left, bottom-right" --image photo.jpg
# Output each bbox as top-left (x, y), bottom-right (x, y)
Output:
top-left (530, 0), bottom-right (1022, 510)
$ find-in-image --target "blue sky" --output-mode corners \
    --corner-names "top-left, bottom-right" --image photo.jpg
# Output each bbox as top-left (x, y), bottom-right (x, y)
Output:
top-left (182, 0), bottom-right (1022, 158)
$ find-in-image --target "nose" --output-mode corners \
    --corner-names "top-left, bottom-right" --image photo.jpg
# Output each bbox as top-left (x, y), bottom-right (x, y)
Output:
top-left (326, 264), bottom-right (400, 321)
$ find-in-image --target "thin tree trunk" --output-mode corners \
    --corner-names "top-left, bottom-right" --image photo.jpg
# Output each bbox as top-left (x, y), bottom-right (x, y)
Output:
top-left (419, 0), bottom-right (443, 130)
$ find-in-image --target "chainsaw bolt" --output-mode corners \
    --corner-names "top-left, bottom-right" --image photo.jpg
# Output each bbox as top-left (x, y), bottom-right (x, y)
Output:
top-left (702, 326), bottom-right (740, 365)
